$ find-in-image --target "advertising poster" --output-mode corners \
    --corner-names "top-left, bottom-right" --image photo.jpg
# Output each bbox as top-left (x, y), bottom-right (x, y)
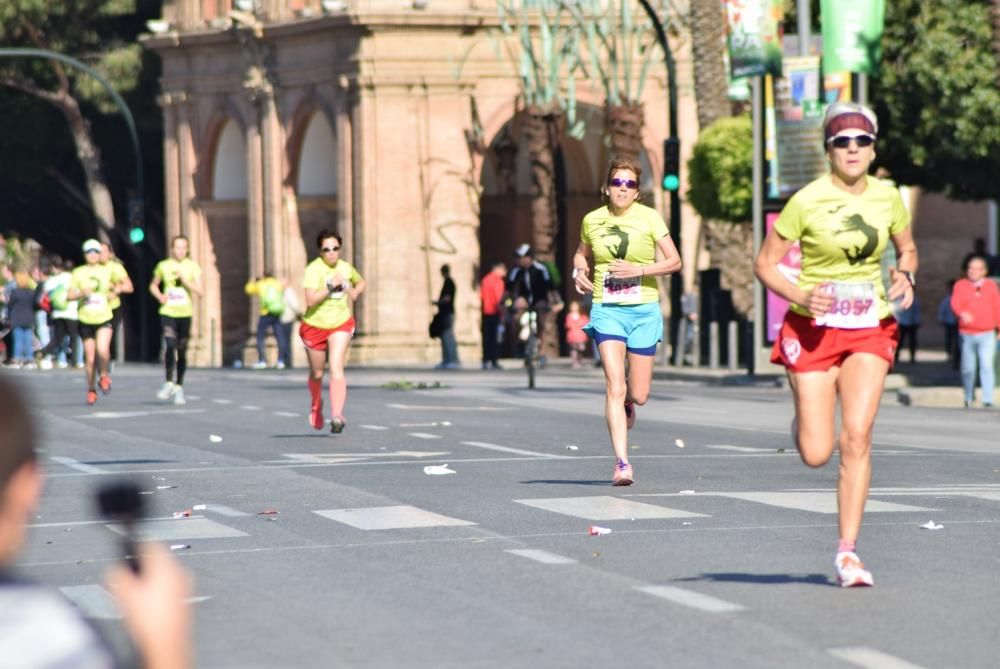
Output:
top-left (765, 56), bottom-right (827, 199)
top-left (820, 0), bottom-right (886, 74)
top-left (765, 211), bottom-right (801, 343)
top-left (724, 0), bottom-right (784, 79)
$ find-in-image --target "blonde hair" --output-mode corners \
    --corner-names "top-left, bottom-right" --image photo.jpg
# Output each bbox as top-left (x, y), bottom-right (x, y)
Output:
top-left (14, 271), bottom-right (32, 289)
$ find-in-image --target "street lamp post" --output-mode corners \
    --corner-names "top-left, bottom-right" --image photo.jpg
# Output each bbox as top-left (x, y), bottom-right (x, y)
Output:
top-left (0, 48), bottom-right (149, 361)
top-left (635, 0), bottom-right (682, 363)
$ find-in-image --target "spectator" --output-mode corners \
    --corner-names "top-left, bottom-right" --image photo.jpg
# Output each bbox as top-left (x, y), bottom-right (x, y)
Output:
top-left (434, 264), bottom-right (459, 369)
top-left (564, 299), bottom-right (590, 368)
top-left (245, 270), bottom-right (289, 369)
top-left (31, 264), bottom-right (51, 358)
top-left (951, 255), bottom-right (1000, 408)
top-left (0, 376), bottom-right (193, 668)
top-left (39, 259), bottom-right (79, 370)
top-left (962, 238), bottom-right (1000, 276)
top-left (894, 296), bottom-right (921, 363)
top-left (479, 262), bottom-right (505, 370)
top-left (937, 280), bottom-right (959, 369)
top-left (7, 271), bottom-right (37, 368)
top-left (279, 276), bottom-right (301, 370)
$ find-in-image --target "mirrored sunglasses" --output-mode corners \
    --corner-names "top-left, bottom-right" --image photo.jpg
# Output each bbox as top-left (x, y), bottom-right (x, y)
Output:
top-left (828, 134), bottom-right (875, 149)
top-left (321, 246), bottom-right (341, 253)
top-left (609, 177), bottom-right (639, 189)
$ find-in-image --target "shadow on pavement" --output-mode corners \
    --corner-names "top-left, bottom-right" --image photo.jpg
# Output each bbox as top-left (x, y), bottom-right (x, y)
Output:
top-left (674, 572), bottom-right (835, 587)
top-left (519, 479), bottom-right (611, 486)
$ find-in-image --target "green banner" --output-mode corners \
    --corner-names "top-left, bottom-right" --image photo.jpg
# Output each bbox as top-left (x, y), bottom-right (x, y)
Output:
top-left (724, 0), bottom-right (784, 79)
top-left (820, 0), bottom-right (886, 74)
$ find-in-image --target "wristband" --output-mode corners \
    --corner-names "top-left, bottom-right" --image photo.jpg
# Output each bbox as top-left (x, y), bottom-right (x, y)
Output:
top-left (900, 270), bottom-right (915, 288)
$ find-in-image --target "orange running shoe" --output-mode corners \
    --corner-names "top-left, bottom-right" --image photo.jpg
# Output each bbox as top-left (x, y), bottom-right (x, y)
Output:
top-left (86, 390), bottom-right (98, 406)
top-left (98, 375), bottom-right (112, 394)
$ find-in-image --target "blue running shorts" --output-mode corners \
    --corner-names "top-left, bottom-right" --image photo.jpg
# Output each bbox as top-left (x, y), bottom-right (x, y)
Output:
top-left (584, 301), bottom-right (663, 356)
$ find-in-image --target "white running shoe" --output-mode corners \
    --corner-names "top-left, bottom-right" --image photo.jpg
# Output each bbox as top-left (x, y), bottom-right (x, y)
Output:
top-left (252, 360), bottom-right (267, 370)
top-left (172, 387), bottom-right (187, 405)
top-left (276, 361), bottom-right (287, 370)
top-left (835, 551), bottom-right (874, 588)
top-left (39, 357), bottom-right (54, 370)
top-left (156, 382), bottom-right (176, 400)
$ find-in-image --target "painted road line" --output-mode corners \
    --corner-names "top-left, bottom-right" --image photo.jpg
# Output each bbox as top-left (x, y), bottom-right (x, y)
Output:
top-left (828, 647), bottom-right (927, 669)
top-left (704, 445), bottom-right (777, 453)
top-left (314, 505), bottom-right (476, 530)
top-left (108, 518), bottom-right (249, 541)
top-left (359, 424), bottom-right (389, 431)
top-left (202, 504), bottom-right (251, 517)
top-left (240, 405), bottom-right (261, 411)
top-left (634, 585), bottom-right (744, 613)
top-left (386, 403), bottom-right (509, 412)
top-left (273, 411), bottom-right (299, 417)
top-left (212, 399), bottom-right (233, 405)
top-left (29, 515), bottom-right (188, 529)
top-left (272, 451), bottom-right (449, 465)
top-left (461, 441), bottom-right (568, 459)
top-left (49, 456), bottom-right (107, 474)
top-left (709, 492), bottom-right (933, 514)
top-left (515, 495), bottom-right (709, 521)
top-left (504, 549), bottom-right (577, 565)
top-left (77, 409), bottom-right (206, 419)
top-left (59, 585), bottom-right (121, 619)
top-left (408, 432), bottom-right (441, 440)
top-left (400, 421), bottom-right (453, 427)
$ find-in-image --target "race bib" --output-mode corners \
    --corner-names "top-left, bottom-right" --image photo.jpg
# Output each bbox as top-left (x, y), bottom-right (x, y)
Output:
top-left (166, 287), bottom-right (188, 306)
top-left (815, 282), bottom-right (877, 329)
top-left (603, 274), bottom-right (641, 304)
top-left (85, 293), bottom-right (107, 309)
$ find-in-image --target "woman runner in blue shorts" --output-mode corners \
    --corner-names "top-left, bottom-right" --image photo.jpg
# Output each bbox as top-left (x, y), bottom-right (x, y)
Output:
top-left (572, 159), bottom-right (682, 485)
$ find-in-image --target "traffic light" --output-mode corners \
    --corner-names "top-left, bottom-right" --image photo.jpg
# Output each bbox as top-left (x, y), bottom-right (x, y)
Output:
top-left (662, 137), bottom-right (680, 192)
top-left (128, 197), bottom-right (145, 244)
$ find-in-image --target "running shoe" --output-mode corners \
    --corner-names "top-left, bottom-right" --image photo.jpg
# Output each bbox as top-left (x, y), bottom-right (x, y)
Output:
top-left (624, 400), bottom-right (636, 430)
top-left (39, 357), bottom-right (53, 370)
top-left (98, 375), bottom-right (112, 394)
top-left (309, 398), bottom-right (324, 430)
top-left (86, 390), bottom-right (98, 406)
top-left (612, 460), bottom-right (634, 486)
top-left (835, 551), bottom-right (874, 588)
top-left (156, 382), bottom-right (176, 400)
top-left (330, 415), bottom-right (346, 434)
top-left (252, 360), bottom-right (267, 370)
top-left (276, 361), bottom-right (287, 370)
top-left (172, 387), bottom-right (186, 405)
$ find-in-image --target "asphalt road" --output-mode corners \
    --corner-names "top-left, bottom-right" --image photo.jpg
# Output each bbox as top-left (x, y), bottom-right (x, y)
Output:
top-left (8, 362), bottom-right (1000, 669)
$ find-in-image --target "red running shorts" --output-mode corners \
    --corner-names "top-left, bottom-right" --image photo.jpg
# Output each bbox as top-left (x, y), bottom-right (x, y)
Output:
top-left (300, 318), bottom-right (356, 352)
top-left (770, 311), bottom-right (898, 372)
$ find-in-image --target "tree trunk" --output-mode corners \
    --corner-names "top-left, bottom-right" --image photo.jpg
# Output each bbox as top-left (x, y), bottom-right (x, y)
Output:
top-left (58, 90), bottom-right (117, 241)
top-left (521, 103), bottom-right (562, 265)
top-left (606, 102), bottom-right (644, 164)
top-left (690, 0), bottom-right (732, 132)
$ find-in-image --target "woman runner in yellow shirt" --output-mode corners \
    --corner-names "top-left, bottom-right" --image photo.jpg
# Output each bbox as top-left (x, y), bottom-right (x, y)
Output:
top-left (754, 102), bottom-right (918, 588)
top-left (300, 230), bottom-right (366, 433)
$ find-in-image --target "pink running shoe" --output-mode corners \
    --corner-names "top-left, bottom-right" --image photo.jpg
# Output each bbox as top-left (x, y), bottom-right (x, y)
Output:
top-left (624, 400), bottom-right (636, 430)
top-left (612, 460), bottom-right (634, 486)
top-left (835, 551), bottom-right (874, 588)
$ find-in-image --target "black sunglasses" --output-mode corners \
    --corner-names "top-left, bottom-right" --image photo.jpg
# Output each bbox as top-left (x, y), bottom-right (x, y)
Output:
top-left (321, 246), bottom-right (341, 253)
top-left (828, 135), bottom-right (875, 149)
top-left (609, 177), bottom-right (639, 189)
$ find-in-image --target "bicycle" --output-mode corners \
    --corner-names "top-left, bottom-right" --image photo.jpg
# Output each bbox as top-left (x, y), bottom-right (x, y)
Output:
top-left (520, 307), bottom-right (540, 389)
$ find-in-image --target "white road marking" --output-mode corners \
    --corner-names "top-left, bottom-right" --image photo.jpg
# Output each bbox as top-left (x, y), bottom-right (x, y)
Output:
top-left (271, 451), bottom-right (450, 465)
top-left (201, 504), bottom-right (251, 517)
top-left (29, 515), bottom-right (186, 528)
top-left (828, 647), bottom-right (928, 669)
top-left (240, 405), bottom-right (261, 411)
top-left (400, 421), bottom-right (453, 427)
top-left (704, 445), bottom-right (776, 453)
top-left (108, 518), bottom-right (249, 541)
top-left (49, 456), bottom-right (107, 474)
top-left (59, 585), bottom-right (121, 619)
top-left (515, 496), bottom-right (709, 521)
top-left (408, 432), bottom-right (441, 440)
top-left (212, 399), bottom-right (233, 405)
top-left (634, 585), bottom-right (745, 613)
top-left (359, 424), bottom-right (389, 430)
top-left (186, 596), bottom-right (213, 605)
top-left (387, 403), bottom-right (509, 411)
top-left (504, 549), bottom-right (577, 565)
top-left (707, 492), bottom-right (933, 514)
top-left (315, 505), bottom-right (476, 530)
top-left (273, 411), bottom-right (299, 417)
top-left (77, 409), bottom-right (206, 419)
top-left (461, 441), bottom-right (568, 459)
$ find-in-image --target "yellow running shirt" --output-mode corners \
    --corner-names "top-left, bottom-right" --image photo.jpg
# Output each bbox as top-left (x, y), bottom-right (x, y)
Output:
top-left (70, 264), bottom-right (116, 326)
top-left (581, 202), bottom-right (669, 304)
top-left (153, 258), bottom-right (202, 318)
top-left (302, 257), bottom-right (362, 329)
top-left (107, 260), bottom-right (129, 310)
top-left (774, 175), bottom-right (910, 321)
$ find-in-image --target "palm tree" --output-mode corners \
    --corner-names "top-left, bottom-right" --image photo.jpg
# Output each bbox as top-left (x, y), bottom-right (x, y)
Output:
top-left (689, 0), bottom-right (731, 130)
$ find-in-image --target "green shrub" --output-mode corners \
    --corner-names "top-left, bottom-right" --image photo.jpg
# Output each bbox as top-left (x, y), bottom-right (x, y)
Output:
top-left (686, 115), bottom-right (752, 223)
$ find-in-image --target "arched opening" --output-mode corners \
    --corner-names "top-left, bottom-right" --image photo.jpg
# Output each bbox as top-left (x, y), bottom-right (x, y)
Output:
top-left (293, 111), bottom-right (338, 254)
top-left (212, 120), bottom-right (248, 200)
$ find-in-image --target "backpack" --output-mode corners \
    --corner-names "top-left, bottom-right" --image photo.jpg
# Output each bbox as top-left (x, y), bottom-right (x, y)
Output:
top-left (261, 282), bottom-right (284, 316)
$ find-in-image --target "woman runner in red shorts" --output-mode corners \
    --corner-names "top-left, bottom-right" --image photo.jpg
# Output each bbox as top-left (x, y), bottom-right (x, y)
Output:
top-left (300, 230), bottom-right (366, 433)
top-left (754, 102), bottom-right (918, 588)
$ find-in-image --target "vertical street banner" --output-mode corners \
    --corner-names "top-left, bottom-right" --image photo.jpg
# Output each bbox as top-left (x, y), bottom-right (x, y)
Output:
top-left (724, 0), bottom-right (784, 79)
top-left (820, 0), bottom-right (886, 74)
top-left (765, 56), bottom-right (826, 200)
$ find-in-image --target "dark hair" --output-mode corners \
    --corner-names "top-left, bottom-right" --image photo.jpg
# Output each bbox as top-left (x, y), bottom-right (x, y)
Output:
top-left (171, 235), bottom-right (189, 248)
top-left (0, 376), bottom-right (37, 494)
top-left (316, 230), bottom-right (342, 249)
top-left (601, 158), bottom-right (643, 205)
